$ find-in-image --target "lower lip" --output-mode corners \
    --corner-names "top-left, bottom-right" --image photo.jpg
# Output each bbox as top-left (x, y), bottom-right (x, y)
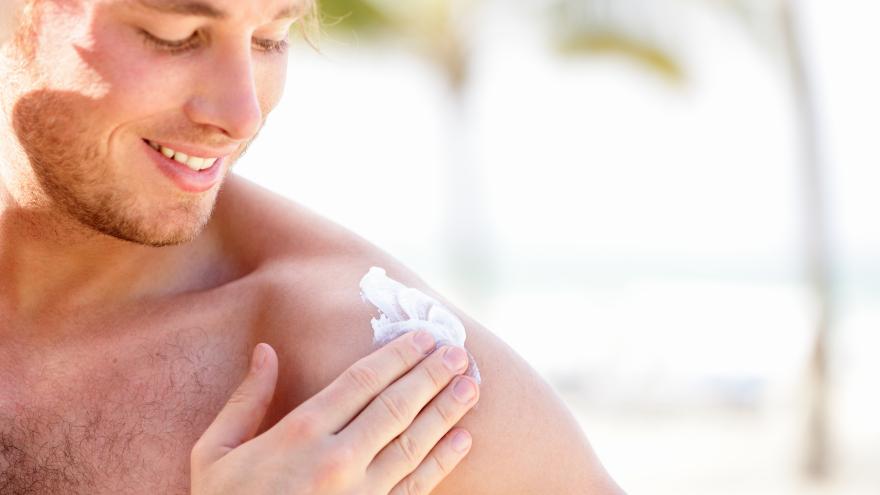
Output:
top-left (143, 140), bottom-right (224, 193)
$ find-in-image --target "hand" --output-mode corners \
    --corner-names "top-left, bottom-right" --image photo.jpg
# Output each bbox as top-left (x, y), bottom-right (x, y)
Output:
top-left (190, 330), bottom-right (480, 495)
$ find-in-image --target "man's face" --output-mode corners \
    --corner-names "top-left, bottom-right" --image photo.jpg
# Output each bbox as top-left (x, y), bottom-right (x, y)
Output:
top-left (1, 0), bottom-right (304, 246)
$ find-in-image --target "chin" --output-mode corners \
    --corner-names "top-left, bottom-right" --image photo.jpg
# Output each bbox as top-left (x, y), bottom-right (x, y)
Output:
top-left (76, 197), bottom-right (216, 248)
top-left (91, 218), bottom-right (207, 247)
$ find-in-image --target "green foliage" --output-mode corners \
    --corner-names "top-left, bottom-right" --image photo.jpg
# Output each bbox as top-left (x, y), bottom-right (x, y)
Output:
top-left (557, 34), bottom-right (685, 82)
top-left (316, 0), bottom-right (689, 84)
top-left (317, 0), bottom-right (393, 33)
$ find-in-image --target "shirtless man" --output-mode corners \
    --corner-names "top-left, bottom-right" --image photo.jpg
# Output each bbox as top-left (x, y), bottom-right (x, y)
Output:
top-left (0, 0), bottom-right (624, 493)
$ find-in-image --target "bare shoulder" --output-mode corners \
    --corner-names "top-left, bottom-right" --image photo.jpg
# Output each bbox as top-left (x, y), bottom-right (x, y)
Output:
top-left (221, 177), bottom-right (624, 494)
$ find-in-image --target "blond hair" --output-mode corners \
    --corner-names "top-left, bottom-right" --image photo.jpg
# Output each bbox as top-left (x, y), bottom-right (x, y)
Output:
top-left (295, 0), bottom-right (322, 49)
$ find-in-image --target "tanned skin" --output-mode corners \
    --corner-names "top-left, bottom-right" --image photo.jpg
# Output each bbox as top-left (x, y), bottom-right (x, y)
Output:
top-left (0, 0), bottom-right (624, 493)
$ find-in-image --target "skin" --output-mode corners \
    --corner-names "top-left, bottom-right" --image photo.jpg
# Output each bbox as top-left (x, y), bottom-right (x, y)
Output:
top-left (0, 0), bottom-right (624, 493)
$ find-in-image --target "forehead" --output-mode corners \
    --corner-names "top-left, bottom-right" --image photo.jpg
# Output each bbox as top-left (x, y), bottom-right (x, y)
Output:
top-left (109, 0), bottom-right (308, 21)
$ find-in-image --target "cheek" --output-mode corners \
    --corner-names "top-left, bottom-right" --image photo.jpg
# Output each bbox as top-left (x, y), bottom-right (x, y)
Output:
top-left (29, 14), bottom-right (108, 97)
top-left (255, 58), bottom-right (289, 116)
top-left (12, 89), bottom-right (105, 185)
top-left (82, 26), bottom-right (176, 116)
top-left (20, 22), bottom-right (165, 148)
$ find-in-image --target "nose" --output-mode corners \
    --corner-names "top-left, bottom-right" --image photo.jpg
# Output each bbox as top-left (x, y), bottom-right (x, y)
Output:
top-left (183, 44), bottom-right (263, 141)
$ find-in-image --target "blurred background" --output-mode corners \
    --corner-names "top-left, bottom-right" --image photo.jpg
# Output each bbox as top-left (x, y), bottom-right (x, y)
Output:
top-left (236, 0), bottom-right (880, 493)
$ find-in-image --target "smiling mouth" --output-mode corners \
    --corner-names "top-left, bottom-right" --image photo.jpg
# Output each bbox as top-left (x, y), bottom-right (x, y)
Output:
top-left (144, 139), bottom-right (219, 172)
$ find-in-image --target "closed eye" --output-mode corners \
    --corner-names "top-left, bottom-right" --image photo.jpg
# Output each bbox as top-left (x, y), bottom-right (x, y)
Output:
top-left (253, 37), bottom-right (289, 54)
top-left (139, 30), bottom-right (290, 55)
top-left (140, 29), bottom-right (202, 54)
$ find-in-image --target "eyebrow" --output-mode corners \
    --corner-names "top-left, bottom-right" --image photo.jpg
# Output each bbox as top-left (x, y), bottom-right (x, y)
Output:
top-left (135, 0), bottom-right (302, 21)
top-left (136, 0), bottom-right (225, 19)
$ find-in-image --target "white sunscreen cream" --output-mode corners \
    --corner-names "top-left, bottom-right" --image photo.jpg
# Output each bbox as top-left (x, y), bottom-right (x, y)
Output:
top-left (359, 267), bottom-right (481, 383)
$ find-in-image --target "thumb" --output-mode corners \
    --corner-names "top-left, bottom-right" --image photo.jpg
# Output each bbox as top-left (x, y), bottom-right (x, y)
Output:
top-left (192, 343), bottom-right (279, 467)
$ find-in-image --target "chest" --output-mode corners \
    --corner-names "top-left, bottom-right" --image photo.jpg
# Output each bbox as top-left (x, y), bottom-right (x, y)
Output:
top-left (0, 313), bottom-right (255, 495)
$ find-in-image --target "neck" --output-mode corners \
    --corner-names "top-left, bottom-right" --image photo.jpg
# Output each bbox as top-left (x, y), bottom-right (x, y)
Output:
top-left (0, 181), bottom-right (230, 320)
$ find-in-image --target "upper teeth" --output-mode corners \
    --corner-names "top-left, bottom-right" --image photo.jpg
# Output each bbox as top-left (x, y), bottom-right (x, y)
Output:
top-left (148, 140), bottom-right (218, 171)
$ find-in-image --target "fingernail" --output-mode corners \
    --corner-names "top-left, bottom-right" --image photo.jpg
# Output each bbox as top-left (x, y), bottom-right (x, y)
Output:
top-left (453, 377), bottom-right (476, 402)
top-left (444, 346), bottom-right (468, 372)
top-left (412, 331), bottom-right (435, 353)
top-left (451, 431), bottom-right (471, 453)
top-left (252, 344), bottom-right (267, 372)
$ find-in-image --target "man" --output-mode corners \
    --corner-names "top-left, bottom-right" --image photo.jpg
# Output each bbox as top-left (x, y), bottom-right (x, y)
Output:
top-left (0, 0), bottom-right (624, 493)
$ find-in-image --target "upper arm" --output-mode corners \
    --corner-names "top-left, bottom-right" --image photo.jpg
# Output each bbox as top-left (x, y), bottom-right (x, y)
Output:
top-left (254, 243), bottom-right (622, 493)
top-left (426, 320), bottom-right (623, 494)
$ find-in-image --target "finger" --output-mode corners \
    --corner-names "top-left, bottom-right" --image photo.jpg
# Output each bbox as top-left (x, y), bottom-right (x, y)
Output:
top-left (191, 343), bottom-right (279, 468)
top-left (288, 330), bottom-right (436, 434)
top-left (388, 428), bottom-right (472, 495)
top-left (366, 375), bottom-right (479, 487)
top-left (338, 345), bottom-right (470, 463)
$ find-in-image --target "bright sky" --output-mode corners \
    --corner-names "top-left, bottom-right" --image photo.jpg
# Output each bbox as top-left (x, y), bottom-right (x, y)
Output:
top-left (236, 1), bottom-right (880, 491)
top-left (236, 0), bottom-right (880, 376)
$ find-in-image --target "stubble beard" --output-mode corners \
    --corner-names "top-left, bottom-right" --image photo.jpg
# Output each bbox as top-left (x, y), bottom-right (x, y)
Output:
top-left (11, 91), bottom-right (220, 248)
top-left (0, 2), bottom-right (221, 248)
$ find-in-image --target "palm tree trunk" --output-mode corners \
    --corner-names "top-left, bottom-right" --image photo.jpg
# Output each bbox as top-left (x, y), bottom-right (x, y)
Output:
top-left (441, 25), bottom-right (497, 308)
top-left (779, 0), bottom-right (833, 479)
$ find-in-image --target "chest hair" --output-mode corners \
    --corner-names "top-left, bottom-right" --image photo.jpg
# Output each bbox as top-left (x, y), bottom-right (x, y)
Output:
top-left (0, 327), bottom-right (248, 495)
